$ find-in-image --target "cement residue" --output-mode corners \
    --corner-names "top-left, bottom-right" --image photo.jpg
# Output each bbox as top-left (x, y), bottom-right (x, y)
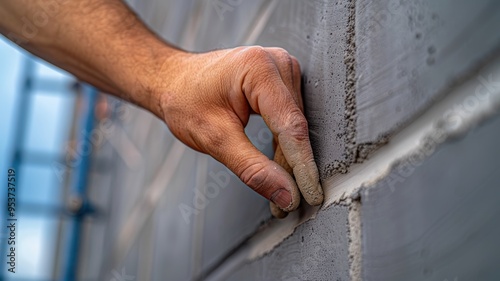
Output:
top-left (323, 55), bottom-right (500, 207)
top-left (322, 0), bottom-right (358, 179)
top-left (354, 135), bottom-right (389, 163)
top-left (343, 0), bottom-right (358, 168)
top-left (348, 200), bottom-right (362, 281)
top-left (323, 160), bottom-right (349, 178)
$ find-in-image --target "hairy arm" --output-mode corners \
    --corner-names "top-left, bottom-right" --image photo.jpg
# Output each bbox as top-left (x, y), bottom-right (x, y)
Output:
top-left (0, 0), bottom-right (175, 117)
top-left (0, 0), bottom-right (323, 215)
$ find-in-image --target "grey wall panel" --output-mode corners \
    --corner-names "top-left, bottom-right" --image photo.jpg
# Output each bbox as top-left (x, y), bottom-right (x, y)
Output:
top-left (226, 204), bottom-right (351, 281)
top-left (255, 0), bottom-right (354, 178)
top-left (127, 0), bottom-right (198, 45)
top-left (132, 0), bottom-right (273, 51)
top-left (200, 116), bottom-right (272, 274)
top-left (107, 2), bottom-right (278, 279)
top-left (361, 112), bottom-right (500, 281)
top-left (355, 0), bottom-right (500, 144)
top-left (191, 0), bottom-right (273, 52)
top-left (149, 149), bottom-right (199, 281)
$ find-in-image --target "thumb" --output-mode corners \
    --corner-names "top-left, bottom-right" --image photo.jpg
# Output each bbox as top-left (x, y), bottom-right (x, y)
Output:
top-left (207, 122), bottom-right (301, 211)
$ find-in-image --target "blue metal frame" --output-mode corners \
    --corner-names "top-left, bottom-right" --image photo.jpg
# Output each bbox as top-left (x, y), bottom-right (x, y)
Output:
top-left (61, 85), bottom-right (97, 281)
top-left (1, 56), bottom-right (97, 281)
top-left (0, 58), bottom-right (35, 281)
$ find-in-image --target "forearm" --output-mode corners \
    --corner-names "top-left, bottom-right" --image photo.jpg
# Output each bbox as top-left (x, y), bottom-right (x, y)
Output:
top-left (0, 0), bottom-right (180, 117)
top-left (0, 0), bottom-right (324, 215)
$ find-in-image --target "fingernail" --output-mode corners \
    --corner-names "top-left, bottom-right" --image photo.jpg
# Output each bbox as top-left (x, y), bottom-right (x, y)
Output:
top-left (271, 189), bottom-right (292, 210)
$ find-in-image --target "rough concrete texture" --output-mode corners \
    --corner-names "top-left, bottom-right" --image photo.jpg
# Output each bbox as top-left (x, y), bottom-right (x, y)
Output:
top-left (224, 204), bottom-right (351, 281)
top-left (78, 1), bottom-right (500, 280)
top-left (348, 200), bottom-right (362, 281)
top-left (255, 0), bottom-right (354, 179)
top-left (361, 112), bottom-right (500, 281)
top-left (355, 0), bottom-right (500, 144)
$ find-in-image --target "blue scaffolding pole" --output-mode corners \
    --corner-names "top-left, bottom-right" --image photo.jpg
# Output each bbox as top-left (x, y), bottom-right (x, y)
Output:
top-left (1, 55), bottom-right (97, 281)
top-left (61, 85), bottom-right (97, 281)
top-left (0, 57), bottom-right (35, 281)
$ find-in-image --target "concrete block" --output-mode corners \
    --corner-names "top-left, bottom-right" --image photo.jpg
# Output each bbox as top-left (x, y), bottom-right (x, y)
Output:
top-left (255, 0), bottom-right (355, 178)
top-left (226, 204), bottom-right (351, 281)
top-left (360, 112), bottom-right (500, 281)
top-left (355, 0), bottom-right (500, 144)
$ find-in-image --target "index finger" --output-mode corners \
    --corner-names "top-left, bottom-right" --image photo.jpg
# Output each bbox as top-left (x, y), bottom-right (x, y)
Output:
top-left (241, 48), bottom-right (323, 206)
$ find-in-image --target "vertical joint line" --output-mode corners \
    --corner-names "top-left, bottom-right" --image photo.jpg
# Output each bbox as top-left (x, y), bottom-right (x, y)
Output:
top-left (344, 0), bottom-right (358, 165)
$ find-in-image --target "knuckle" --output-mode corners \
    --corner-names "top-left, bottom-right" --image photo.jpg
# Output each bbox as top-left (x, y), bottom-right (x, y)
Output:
top-left (272, 48), bottom-right (293, 67)
top-left (291, 56), bottom-right (301, 75)
top-left (270, 47), bottom-right (288, 54)
top-left (240, 45), bottom-right (271, 63)
top-left (238, 46), bottom-right (279, 89)
top-left (238, 161), bottom-right (269, 194)
top-left (284, 111), bottom-right (309, 141)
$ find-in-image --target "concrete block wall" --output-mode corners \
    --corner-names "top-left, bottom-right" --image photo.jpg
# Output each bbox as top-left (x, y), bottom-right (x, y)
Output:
top-left (78, 0), bottom-right (500, 280)
top-left (361, 112), bottom-right (500, 281)
top-left (355, 0), bottom-right (500, 144)
top-left (254, 0), bottom-right (355, 178)
top-left (225, 204), bottom-right (352, 281)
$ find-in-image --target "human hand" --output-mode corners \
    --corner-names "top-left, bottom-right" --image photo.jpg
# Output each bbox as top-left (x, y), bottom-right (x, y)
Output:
top-left (155, 46), bottom-right (323, 214)
top-left (0, 0), bottom-right (322, 216)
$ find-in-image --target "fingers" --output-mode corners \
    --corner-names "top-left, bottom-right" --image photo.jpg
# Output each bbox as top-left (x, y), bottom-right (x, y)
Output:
top-left (270, 144), bottom-right (292, 218)
top-left (241, 47), bottom-right (324, 207)
top-left (270, 201), bottom-right (288, 218)
top-left (268, 49), bottom-right (308, 218)
top-left (266, 48), bottom-right (304, 112)
top-left (206, 116), bottom-right (301, 211)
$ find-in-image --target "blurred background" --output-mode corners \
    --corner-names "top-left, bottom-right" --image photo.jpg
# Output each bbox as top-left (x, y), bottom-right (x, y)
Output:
top-left (0, 33), bottom-right (272, 281)
top-left (2, 0), bottom-right (500, 280)
top-left (0, 1), bottom-right (275, 278)
top-left (0, 38), bottom-right (82, 279)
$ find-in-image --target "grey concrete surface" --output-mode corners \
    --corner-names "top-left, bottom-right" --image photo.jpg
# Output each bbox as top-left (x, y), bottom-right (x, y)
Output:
top-left (355, 0), bottom-right (500, 144)
top-left (225, 204), bottom-right (351, 281)
top-left (255, 0), bottom-right (355, 179)
top-left (77, 1), bottom-right (500, 280)
top-left (361, 112), bottom-right (500, 281)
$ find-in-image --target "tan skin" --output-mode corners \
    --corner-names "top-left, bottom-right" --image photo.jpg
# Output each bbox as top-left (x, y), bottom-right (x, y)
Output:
top-left (0, 0), bottom-right (323, 216)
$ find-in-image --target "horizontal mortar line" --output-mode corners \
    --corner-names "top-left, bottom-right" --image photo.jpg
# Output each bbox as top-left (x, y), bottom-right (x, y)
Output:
top-left (206, 54), bottom-right (500, 280)
top-left (324, 57), bottom-right (500, 206)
